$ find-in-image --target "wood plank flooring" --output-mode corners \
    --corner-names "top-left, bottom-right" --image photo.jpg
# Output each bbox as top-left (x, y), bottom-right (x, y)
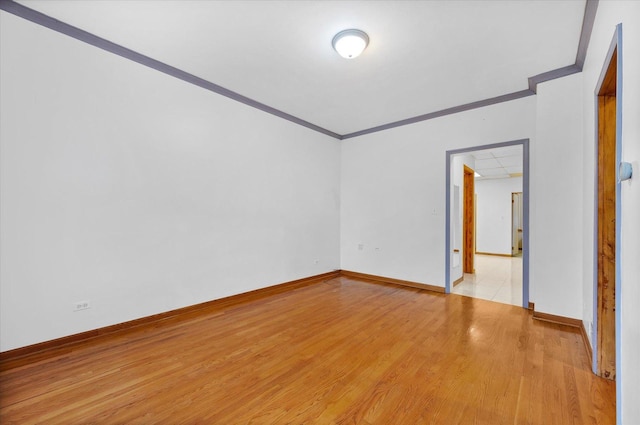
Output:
top-left (0, 276), bottom-right (615, 424)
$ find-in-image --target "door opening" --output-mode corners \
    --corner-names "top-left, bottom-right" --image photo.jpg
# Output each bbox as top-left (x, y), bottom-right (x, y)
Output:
top-left (445, 140), bottom-right (529, 309)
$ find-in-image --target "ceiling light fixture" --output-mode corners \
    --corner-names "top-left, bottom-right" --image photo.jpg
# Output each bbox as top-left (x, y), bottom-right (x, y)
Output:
top-left (332, 29), bottom-right (369, 59)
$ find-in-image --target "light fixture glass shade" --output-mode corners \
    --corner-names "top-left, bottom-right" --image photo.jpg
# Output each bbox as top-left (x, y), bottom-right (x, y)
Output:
top-left (332, 29), bottom-right (369, 59)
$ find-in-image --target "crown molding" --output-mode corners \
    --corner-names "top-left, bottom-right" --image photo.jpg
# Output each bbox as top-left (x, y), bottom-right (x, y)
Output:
top-left (0, 0), bottom-right (598, 140)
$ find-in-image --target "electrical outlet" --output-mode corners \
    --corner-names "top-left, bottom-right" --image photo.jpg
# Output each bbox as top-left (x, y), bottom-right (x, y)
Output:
top-left (73, 300), bottom-right (91, 312)
top-left (358, 243), bottom-right (364, 251)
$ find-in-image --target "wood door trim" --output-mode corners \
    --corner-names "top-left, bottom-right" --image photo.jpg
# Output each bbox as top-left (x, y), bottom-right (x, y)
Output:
top-left (463, 165), bottom-right (475, 273)
top-left (2, 269), bottom-right (450, 369)
top-left (0, 270), bottom-right (341, 368)
top-left (531, 308), bottom-right (592, 366)
top-left (532, 310), bottom-right (582, 328)
top-left (595, 47), bottom-right (617, 381)
top-left (475, 252), bottom-right (513, 258)
top-left (340, 270), bottom-right (445, 294)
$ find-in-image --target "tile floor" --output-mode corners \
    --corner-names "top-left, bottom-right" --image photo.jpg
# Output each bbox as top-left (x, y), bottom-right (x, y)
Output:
top-left (452, 253), bottom-right (523, 306)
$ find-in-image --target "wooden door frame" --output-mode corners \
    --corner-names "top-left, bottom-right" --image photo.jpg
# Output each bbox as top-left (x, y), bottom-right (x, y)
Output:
top-left (463, 165), bottom-right (475, 274)
top-left (592, 24), bottom-right (622, 405)
top-left (595, 46), bottom-right (616, 381)
top-left (445, 139), bottom-right (530, 309)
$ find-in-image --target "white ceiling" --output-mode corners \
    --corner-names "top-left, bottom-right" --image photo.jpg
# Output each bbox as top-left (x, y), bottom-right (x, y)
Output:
top-left (472, 146), bottom-right (523, 180)
top-left (17, 0), bottom-right (587, 136)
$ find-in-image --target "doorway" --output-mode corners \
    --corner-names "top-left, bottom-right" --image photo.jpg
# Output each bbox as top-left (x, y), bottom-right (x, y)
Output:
top-left (445, 139), bottom-right (529, 308)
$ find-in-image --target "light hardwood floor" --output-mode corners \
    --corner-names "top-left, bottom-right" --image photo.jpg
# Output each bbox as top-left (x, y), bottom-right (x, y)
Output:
top-left (0, 275), bottom-right (615, 424)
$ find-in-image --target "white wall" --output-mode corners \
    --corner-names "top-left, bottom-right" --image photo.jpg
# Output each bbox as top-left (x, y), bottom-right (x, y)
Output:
top-left (531, 73), bottom-right (584, 319)
top-left (340, 97), bottom-right (536, 286)
top-left (580, 2), bottom-right (640, 423)
top-left (0, 13), bottom-right (340, 352)
top-left (340, 74), bottom-right (588, 322)
top-left (475, 177), bottom-right (523, 255)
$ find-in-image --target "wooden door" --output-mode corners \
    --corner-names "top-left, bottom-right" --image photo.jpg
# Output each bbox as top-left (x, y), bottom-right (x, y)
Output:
top-left (463, 165), bottom-right (475, 273)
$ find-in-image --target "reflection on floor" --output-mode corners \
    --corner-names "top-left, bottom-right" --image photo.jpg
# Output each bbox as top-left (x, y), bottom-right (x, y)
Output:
top-left (452, 254), bottom-right (522, 306)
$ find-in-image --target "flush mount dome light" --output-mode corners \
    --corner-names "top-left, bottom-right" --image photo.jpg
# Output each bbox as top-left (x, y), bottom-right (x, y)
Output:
top-left (332, 29), bottom-right (369, 59)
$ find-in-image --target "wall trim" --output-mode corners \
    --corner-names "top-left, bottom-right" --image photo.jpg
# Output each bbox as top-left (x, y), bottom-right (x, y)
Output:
top-left (532, 309), bottom-right (594, 365)
top-left (452, 276), bottom-right (465, 287)
top-left (532, 310), bottom-right (582, 328)
top-left (1, 269), bottom-right (444, 369)
top-left (0, 0), bottom-right (341, 140)
top-left (0, 271), bottom-right (340, 369)
top-left (528, 64), bottom-right (581, 94)
top-left (475, 251), bottom-right (513, 258)
top-left (0, 0), bottom-right (599, 140)
top-left (0, 269), bottom-right (594, 371)
top-left (340, 90), bottom-right (534, 139)
top-left (340, 270), bottom-right (445, 293)
top-left (576, 0), bottom-right (599, 69)
top-left (532, 308), bottom-right (593, 366)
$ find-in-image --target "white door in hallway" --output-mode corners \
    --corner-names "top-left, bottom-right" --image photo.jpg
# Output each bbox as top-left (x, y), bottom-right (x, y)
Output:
top-left (511, 192), bottom-right (523, 256)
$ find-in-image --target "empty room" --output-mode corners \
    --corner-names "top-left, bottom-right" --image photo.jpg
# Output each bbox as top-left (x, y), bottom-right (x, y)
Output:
top-left (1, 0), bottom-right (639, 424)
